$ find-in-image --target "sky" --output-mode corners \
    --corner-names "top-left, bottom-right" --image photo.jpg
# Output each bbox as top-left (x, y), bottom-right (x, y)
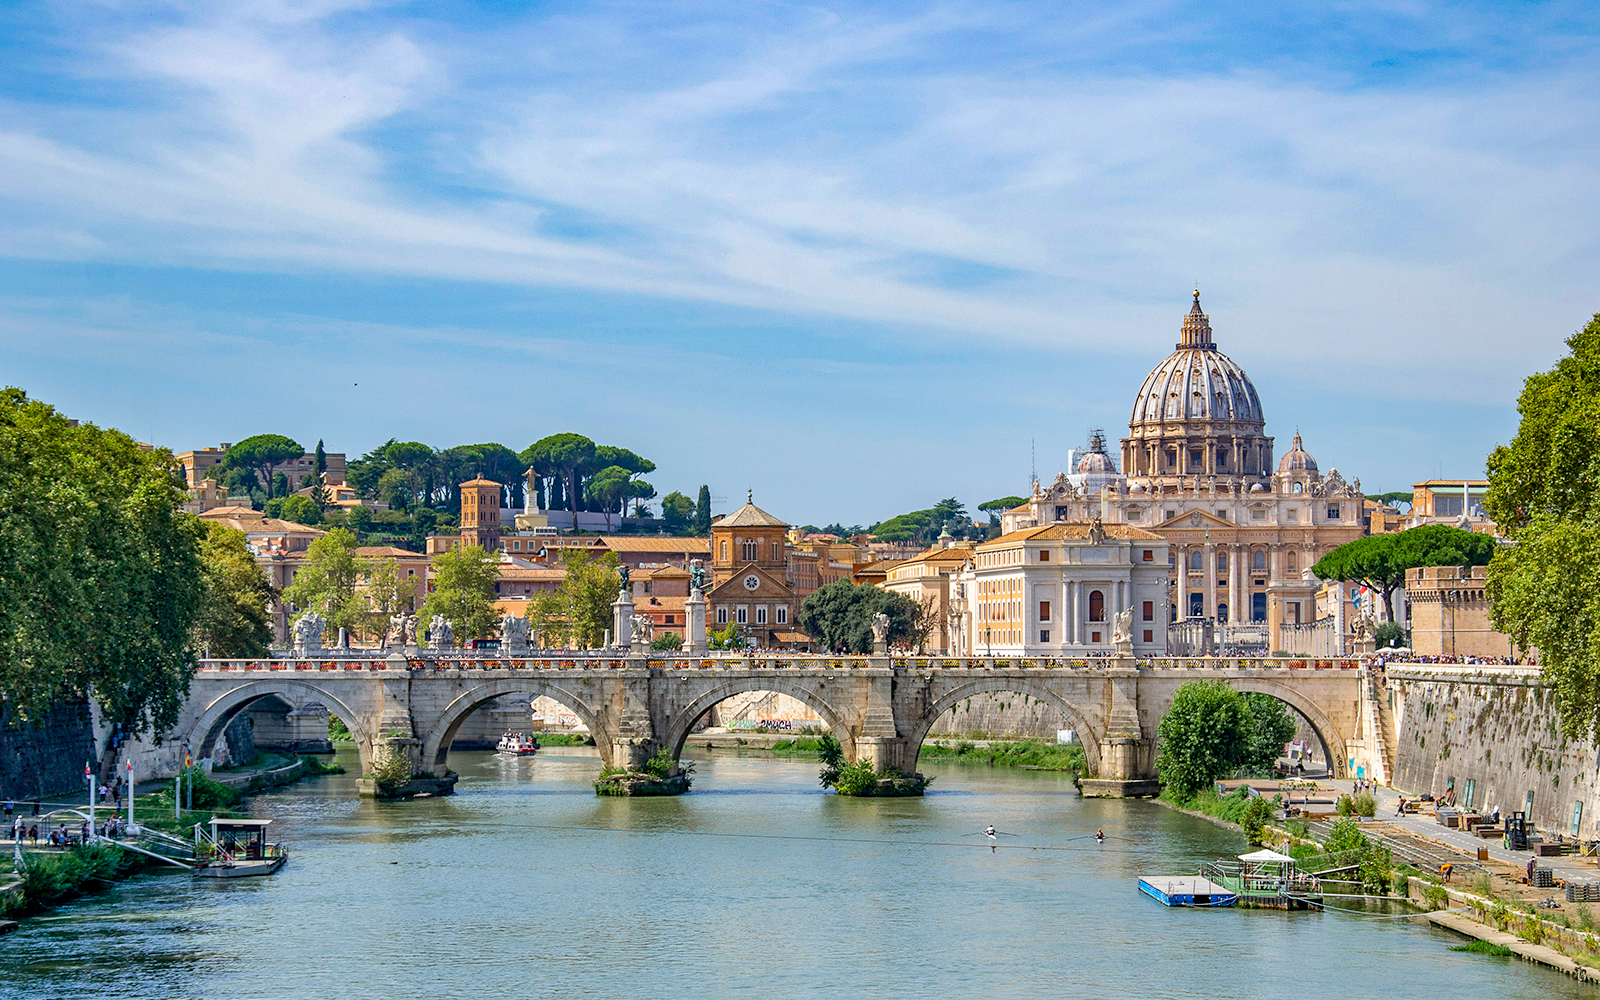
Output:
top-left (0, 1), bottom-right (1596, 525)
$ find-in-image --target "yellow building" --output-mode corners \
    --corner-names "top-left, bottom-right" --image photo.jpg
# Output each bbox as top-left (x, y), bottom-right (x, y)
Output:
top-left (459, 477), bottom-right (502, 550)
top-left (881, 539), bottom-right (975, 653)
top-left (706, 494), bottom-right (800, 647)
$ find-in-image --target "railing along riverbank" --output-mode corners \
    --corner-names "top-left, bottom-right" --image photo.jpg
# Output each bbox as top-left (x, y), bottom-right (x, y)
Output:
top-left (196, 654), bottom-right (1366, 672)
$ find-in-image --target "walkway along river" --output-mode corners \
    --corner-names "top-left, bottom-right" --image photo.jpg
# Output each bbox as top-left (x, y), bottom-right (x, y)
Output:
top-left (1, 750), bottom-right (1593, 1000)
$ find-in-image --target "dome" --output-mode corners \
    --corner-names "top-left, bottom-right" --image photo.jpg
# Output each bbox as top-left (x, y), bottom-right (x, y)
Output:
top-left (1250, 482), bottom-right (1268, 493)
top-left (1277, 431), bottom-right (1317, 473)
top-left (1076, 450), bottom-right (1115, 474)
top-left (1128, 292), bottom-right (1264, 431)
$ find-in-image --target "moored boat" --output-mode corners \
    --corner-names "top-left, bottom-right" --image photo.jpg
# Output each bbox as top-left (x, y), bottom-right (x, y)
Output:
top-left (194, 818), bottom-right (287, 878)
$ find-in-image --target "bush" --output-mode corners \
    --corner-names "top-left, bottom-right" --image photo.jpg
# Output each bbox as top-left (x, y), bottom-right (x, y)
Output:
top-left (650, 632), bottom-right (683, 651)
top-left (831, 758), bottom-right (880, 796)
top-left (640, 748), bottom-right (676, 779)
top-left (368, 743), bottom-right (414, 795)
top-left (328, 715), bottom-right (354, 741)
top-left (918, 739), bottom-right (1086, 771)
top-left (1374, 622), bottom-right (1406, 649)
top-left (152, 767), bottom-right (243, 812)
top-left (816, 734), bottom-right (845, 788)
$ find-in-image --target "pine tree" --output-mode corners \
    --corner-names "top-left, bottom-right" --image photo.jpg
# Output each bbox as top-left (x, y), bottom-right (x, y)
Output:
top-left (314, 439), bottom-right (326, 477)
top-left (693, 484), bottom-right (712, 535)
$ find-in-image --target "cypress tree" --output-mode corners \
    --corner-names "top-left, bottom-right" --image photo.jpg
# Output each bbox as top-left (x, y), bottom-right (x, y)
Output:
top-left (694, 484), bottom-right (712, 535)
top-left (313, 439), bottom-right (326, 476)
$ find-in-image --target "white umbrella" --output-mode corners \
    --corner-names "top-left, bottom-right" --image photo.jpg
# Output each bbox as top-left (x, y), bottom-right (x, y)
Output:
top-left (1238, 849), bottom-right (1295, 863)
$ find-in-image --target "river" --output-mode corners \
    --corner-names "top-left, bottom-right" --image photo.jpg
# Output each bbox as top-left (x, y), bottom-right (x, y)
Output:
top-left (3, 748), bottom-right (1592, 999)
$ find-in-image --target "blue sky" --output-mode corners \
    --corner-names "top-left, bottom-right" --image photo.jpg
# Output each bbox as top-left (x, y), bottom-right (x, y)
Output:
top-left (1, 1), bottom-right (1596, 524)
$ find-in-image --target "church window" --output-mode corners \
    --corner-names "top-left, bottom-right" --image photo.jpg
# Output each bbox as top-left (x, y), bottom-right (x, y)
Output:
top-left (1291, 482), bottom-right (1303, 494)
top-left (1055, 506), bottom-right (1067, 521)
top-left (1142, 549), bottom-right (1153, 562)
top-left (1252, 550), bottom-right (1267, 571)
top-left (756, 606), bottom-right (768, 624)
top-left (1326, 505), bottom-right (1341, 520)
top-left (1215, 510), bottom-right (1227, 520)
top-left (736, 606), bottom-right (748, 624)
top-left (1217, 552), bottom-right (1227, 572)
top-left (1189, 550), bottom-right (1202, 571)
top-left (1040, 630), bottom-right (1050, 643)
top-left (741, 539), bottom-right (758, 561)
top-left (1189, 449), bottom-right (1202, 468)
top-left (1251, 508), bottom-right (1266, 520)
top-left (720, 540), bottom-right (729, 561)
top-left (776, 606), bottom-right (787, 625)
top-left (1039, 601), bottom-right (1051, 621)
top-left (1287, 509), bottom-right (1299, 522)
top-left (1142, 601), bottom-right (1153, 621)
top-left (1287, 551), bottom-right (1298, 572)
top-left (1164, 510), bottom-right (1176, 521)
top-left (1128, 509), bottom-right (1142, 521)
top-left (1039, 550), bottom-right (1049, 562)
top-left (772, 541), bottom-right (782, 561)
top-left (716, 606), bottom-right (728, 624)
top-left (1088, 590), bottom-right (1104, 622)
top-left (1143, 629), bottom-right (1153, 643)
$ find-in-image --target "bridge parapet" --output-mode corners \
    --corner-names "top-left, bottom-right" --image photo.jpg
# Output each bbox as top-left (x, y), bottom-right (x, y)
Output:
top-left (195, 654), bottom-right (1364, 674)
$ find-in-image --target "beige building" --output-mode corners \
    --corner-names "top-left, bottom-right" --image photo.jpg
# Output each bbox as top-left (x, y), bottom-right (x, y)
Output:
top-left (1003, 292), bottom-right (1367, 651)
top-left (950, 523), bottom-right (1169, 656)
top-left (706, 495), bottom-right (801, 647)
top-left (184, 477), bottom-right (233, 514)
top-left (1406, 480), bottom-right (1497, 534)
top-left (198, 506), bottom-right (326, 642)
top-left (177, 444), bottom-right (347, 489)
top-left (1405, 565), bottom-right (1516, 659)
top-left (881, 540), bottom-right (975, 653)
top-left (292, 480), bottom-right (388, 512)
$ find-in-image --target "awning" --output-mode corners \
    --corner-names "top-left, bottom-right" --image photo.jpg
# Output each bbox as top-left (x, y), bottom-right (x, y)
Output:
top-left (1238, 849), bottom-right (1295, 863)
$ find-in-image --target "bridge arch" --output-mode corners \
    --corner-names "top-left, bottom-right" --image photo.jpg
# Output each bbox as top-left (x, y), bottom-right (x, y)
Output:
top-left (1148, 678), bottom-right (1350, 780)
top-left (904, 679), bottom-right (1103, 776)
top-left (421, 680), bottom-right (608, 774)
top-left (190, 680), bottom-right (371, 773)
top-left (663, 679), bottom-right (854, 763)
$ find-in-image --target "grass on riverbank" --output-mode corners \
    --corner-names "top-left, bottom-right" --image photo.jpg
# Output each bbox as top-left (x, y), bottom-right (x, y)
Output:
top-left (918, 739), bottom-right (1087, 771)
top-left (0, 843), bottom-right (151, 919)
top-left (1451, 940), bottom-right (1513, 956)
top-left (532, 733), bottom-right (594, 747)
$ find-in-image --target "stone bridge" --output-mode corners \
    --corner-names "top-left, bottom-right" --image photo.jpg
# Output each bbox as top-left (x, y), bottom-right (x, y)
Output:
top-left (155, 652), bottom-right (1373, 795)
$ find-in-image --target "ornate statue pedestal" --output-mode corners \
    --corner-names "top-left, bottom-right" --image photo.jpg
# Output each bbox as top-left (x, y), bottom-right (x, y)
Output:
top-left (684, 588), bottom-right (707, 655)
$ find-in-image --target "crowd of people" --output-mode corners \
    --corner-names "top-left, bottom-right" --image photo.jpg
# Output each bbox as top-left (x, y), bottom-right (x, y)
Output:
top-left (1370, 653), bottom-right (1534, 666)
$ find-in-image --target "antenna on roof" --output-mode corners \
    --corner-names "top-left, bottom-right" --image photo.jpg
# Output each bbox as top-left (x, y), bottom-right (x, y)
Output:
top-left (1031, 438), bottom-right (1037, 488)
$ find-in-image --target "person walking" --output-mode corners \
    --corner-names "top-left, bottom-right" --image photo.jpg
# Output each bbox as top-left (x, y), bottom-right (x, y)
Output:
top-left (3, 797), bottom-right (13, 822)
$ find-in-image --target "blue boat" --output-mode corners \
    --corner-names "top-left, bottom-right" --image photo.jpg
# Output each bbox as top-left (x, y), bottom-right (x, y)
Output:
top-left (1138, 876), bottom-right (1238, 907)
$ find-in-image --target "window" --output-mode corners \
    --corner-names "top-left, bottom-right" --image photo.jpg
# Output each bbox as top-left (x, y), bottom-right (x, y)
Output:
top-left (1088, 590), bottom-right (1104, 622)
top-left (1217, 552), bottom-right (1227, 572)
top-left (1251, 508), bottom-right (1266, 520)
top-left (1251, 593), bottom-right (1266, 622)
top-left (1142, 549), bottom-right (1153, 562)
top-left (1039, 550), bottom-right (1050, 562)
top-left (736, 606), bottom-right (748, 624)
top-left (1291, 482), bottom-right (1303, 494)
top-left (776, 606), bottom-right (787, 625)
top-left (756, 606), bottom-right (768, 624)
top-left (1287, 551), bottom-right (1298, 572)
top-left (1189, 449), bottom-right (1202, 468)
top-left (1252, 550), bottom-right (1267, 571)
top-left (1055, 505), bottom-right (1068, 521)
top-left (1164, 509), bottom-right (1176, 521)
top-left (1287, 509), bottom-right (1299, 522)
top-left (741, 539), bottom-right (758, 561)
top-left (772, 541), bottom-right (782, 561)
top-left (1218, 603), bottom-right (1228, 623)
top-left (1128, 509), bottom-right (1142, 521)
top-left (716, 606), bottom-right (728, 624)
top-left (1143, 629), bottom-right (1153, 643)
top-left (720, 540), bottom-right (729, 561)
top-left (1040, 630), bottom-right (1050, 642)
top-left (1039, 601), bottom-right (1051, 621)
top-left (1091, 630), bottom-right (1101, 643)
top-left (1142, 600), bottom-right (1153, 621)
top-left (1326, 505), bottom-right (1341, 520)
top-left (1189, 550), bottom-right (1202, 571)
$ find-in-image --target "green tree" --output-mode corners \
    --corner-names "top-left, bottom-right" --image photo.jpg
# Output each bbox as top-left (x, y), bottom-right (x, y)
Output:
top-left (1311, 525), bottom-right (1494, 623)
top-left (1155, 681), bottom-right (1248, 798)
top-left (346, 505), bottom-right (373, 534)
top-left (533, 549), bottom-right (620, 648)
top-left (214, 434), bottom-right (303, 497)
top-left (366, 556), bottom-right (415, 617)
top-left (0, 388), bottom-right (205, 736)
top-left (708, 621), bottom-right (742, 650)
top-left (693, 484), bottom-right (712, 535)
top-left (422, 545), bottom-right (499, 642)
top-left (797, 581), bottom-right (919, 653)
top-left (277, 494), bottom-right (322, 526)
top-left (383, 441), bottom-right (434, 509)
top-left (271, 470), bottom-right (290, 499)
top-left (376, 467), bottom-right (411, 512)
top-left (1237, 692), bottom-right (1297, 776)
top-left (979, 496), bottom-right (1028, 513)
top-left (661, 491), bottom-right (695, 534)
top-left (586, 465), bottom-right (634, 531)
top-left (194, 522), bottom-right (274, 657)
top-left (1484, 314), bottom-right (1600, 739)
top-left (281, 528), bottom-right (369, 640)
top-left (313, 439), bottom-right (326, 478)
top-left (650, 632), bottom-right (683, 651)
top-left (524, 434), bottom-right (595, 515)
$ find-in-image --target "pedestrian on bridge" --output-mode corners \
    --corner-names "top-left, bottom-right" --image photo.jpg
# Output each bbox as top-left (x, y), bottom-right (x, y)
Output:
top-left (4, 797), bottom-right (13, 822)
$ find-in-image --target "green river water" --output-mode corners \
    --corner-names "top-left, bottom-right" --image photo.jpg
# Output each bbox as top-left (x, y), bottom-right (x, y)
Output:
top-left (2, 748), bottom-right (1593, 999)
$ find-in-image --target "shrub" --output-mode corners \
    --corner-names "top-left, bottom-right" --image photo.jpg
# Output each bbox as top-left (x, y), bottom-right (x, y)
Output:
top-left (816, 734), bottom-right (845, 788)
top-left (650, 632), bottom-right (683, 651)
top-left (368, 743), bottom-right (414, 795)
top-left (640, 748), bottom-right (676, 779)
top-left (831, 758), bottom-right (880, 796)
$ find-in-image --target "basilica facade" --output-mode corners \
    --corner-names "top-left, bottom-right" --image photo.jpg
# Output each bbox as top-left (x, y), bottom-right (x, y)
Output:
top-left (1001, 292), bottom-right (1367, 650)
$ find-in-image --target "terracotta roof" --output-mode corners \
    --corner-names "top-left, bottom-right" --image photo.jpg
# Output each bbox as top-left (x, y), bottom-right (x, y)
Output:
top-left (714, 499), bottom-right (788, 528)
top-left (648, 565), bottom-right (691, 578)
top-left (461, 476), bottom-right (502, 488)
top-left (199, 508), bottom-right (327, 536)
top-left (773, 631), bottom-right (813, 643)
top-left (979, 523), bottom-right (1162, 547)
top-left (599, 536), bottom-right (711, 553)
top-left (200, 505), bottom-right (259, 517)
top-left (894, 544), bottom-right (976, 566)
top-left (638, 595), bottom-right (688, 613)
top-left (855, 558), bottom-right (904, 573)
top-left (356, 546), bottom-right (426, 558)
top-left (495, 567), bottom-right (569, 580)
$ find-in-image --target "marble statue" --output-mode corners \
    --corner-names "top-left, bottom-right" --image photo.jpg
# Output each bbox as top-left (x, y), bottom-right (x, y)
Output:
top-left (630, 612), bottom-right (654, 641)
top-left (1111, 608), bottom-right (1133, 646)
top-left (292, 612), bottom-right (327, 650)
top-left (429, 615), bottom-right (453, 650)
top-left (401, 612), bottom-right (419, 648)
top-left (1088, 515), bottom-right (1106, 545)
top-left (871, 611), bottom-right (891, 644)
top-left (500, 614), bottom-right (531, 650)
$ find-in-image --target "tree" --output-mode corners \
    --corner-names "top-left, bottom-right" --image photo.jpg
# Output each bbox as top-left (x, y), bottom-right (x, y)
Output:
top-left (277, 494), bottom-right (323, 526)
top-left (797, 581), bottom-right (919, 653)
top-left (1365, 491), bottom-right (1412, 510)
top-left (346, 439), bottom-right (396, 499)
top-left (313, 439), bottom-right (327, 478)
top-left (650, 632), bottom-right (683, 651)
top-left (541, 549), bottom-right (621, 648)
top-left (194, 522), bottom-right (274, 657)
top-left (586, 465), bottom-right (634, 531)
top-left (422, 546), bottom-right (499, 642)
top-left (694, 485), bottom-right (713, 535)
top-left (1484, 314), bottom-right (1600, 739)
top-left (1155, 681), bottom-right (1248, 797)
top-left (1311, 525), bottom-right (1494, 623)
top-left (907, 593), bottom-right (941, 654)
top-left (0, 388), bottom-right (205, 737)
top-left (1237, 692), bottom-right (1297, 776)
top-left (281, 528), bottom-right (370, 640)
top-left (661, 491), bottom-right (695, 534)
top-left (215, 434), bottom-right (303, 496)
top-left (366, 556), bottom-right (415, 617)
top-left (979, 496), bottom-right (1028, 513)
top-left (376, 467), bottom-right (411, 512)
top-left (346, 505), bottom-right (373, 534)
top-left (383, 441), bottom-right (434, 510)
top-left (524, 434), bottom-right (595, 515)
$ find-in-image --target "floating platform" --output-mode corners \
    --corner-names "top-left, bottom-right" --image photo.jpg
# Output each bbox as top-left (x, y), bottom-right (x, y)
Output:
top-left (1139, 876), bottom-right (1238, 907)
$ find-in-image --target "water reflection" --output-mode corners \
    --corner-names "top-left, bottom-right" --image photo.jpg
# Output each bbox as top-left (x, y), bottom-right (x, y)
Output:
top-left (1, 749), bottom-right (1592, 1000)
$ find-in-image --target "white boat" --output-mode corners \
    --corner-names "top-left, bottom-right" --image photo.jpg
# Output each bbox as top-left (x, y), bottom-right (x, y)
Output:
top-left (495, 732), bottom-right (540, 756)
top-left (193, 818), bottom-right (287, 878)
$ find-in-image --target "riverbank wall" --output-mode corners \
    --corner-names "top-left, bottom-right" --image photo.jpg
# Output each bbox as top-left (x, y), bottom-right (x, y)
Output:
top-left (0, 699), bottom-right (97, 801)
top-left (1386, 665), bottom-right (1595, 840)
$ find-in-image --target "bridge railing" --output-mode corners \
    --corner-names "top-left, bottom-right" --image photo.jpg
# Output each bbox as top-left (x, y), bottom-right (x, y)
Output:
top-left (194, 655), bottom-right (1365, 673)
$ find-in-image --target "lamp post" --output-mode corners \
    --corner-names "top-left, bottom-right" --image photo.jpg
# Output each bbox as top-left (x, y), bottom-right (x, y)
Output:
top-left (85, 761), bottom-right (95, 841)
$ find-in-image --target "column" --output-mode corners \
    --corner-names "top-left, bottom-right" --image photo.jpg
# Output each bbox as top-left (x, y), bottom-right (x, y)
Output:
top-left (1072, 581), bottom-right (1083, 644)
top-left (1174, 543), bottom-right (1187, 619)
top-left (1228, 544), bottom-right (1241, 626)
top-left (1203, 541), bottom-right (1216, 620)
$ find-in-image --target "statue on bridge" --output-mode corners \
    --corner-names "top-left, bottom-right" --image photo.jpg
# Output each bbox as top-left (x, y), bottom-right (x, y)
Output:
top-left (618, 565), bottom-right (630, 593)
top-left (630, 612), bottom-right (654, 644)
top-left (400, 612), bottom-right (419, 649)
top-left (429, 615), bottom-right (454, 652)
top-left (500, 614), bottom-right (531, 652)
top-left (1112, 607), bottom-right (1133, 651)
top-left (689, 559), bottom-right (706, 595)
top-left (292, 612), bottom-right (327, 653)
top-left (871, 611), bottom-right (891, 653)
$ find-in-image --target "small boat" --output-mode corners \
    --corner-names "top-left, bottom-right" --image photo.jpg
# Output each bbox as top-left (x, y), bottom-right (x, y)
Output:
top-left (1138, 875), bottom-right (1237, 907)
top-left (194, 818), bottom-right (287, 878)
top-left (496, 732), bottom-right (540, 756)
